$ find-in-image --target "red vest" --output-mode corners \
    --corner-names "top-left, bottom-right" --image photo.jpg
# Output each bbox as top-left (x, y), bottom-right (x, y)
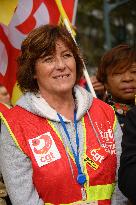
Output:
top-left (0, 103), bottom-right (9, 113)
top-left (1, 98), bottom-right (117, 205)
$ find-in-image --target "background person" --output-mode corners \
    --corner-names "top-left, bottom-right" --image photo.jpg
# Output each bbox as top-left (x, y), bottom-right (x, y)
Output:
top-left (0, 24), bottom-right (125, 205)
top-left (79, 75), bottom-right (105, 99)
top-left (96, 44), bottom-right (136, 129)
top-left (0, 85), bottom-right (11, 108)
top-left (90, 75), bottom-right (105, 99)
top-left (0, 84), bottom-right (12, 205)
top-left (118, 106), bottom-right (136, 205)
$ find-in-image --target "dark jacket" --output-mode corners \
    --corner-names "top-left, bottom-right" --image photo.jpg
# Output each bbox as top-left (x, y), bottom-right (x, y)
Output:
top-left (118, 106), bottom-right (136, 205)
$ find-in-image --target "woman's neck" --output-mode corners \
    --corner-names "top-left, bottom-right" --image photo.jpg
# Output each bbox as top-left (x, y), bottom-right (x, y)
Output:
top-left (111, 97), bottom-right (134, 105)
top-left (41, 91), bottom-right (75, 121)
top-left (105, 93), bottom-right (135, 105)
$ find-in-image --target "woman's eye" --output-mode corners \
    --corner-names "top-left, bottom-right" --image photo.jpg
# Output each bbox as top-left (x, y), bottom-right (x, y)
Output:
top-left (113, 72), bottom-right (121, 76)
top-left (63, 53), bottom-right (73, 58)
top-left (43, 57), bottom-right (53, 63)
top-left (131, 70), bottom-right (136, 73)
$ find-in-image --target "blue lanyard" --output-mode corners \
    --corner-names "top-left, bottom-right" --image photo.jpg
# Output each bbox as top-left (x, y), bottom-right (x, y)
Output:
top-left (57, 111), bottom-right (86, 185)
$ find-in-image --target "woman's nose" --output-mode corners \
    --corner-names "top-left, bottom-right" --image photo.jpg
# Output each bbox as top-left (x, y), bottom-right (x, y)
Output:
top-left (122, 71), bottom-right (133, 81)
top-left (55, 57), bottom-right (65, 70)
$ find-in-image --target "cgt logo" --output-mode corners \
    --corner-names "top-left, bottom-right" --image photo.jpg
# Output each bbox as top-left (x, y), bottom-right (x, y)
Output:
top-left (32, 134), bottom-right (52, 155)
top-left (90, 148), bottom-right (104, 163)
top-left (29, 132), bottom-right (61, 167)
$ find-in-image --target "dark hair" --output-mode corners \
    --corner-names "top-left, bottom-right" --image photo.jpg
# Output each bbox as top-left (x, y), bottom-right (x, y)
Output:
top-left (97, 44), bottom-right (136, 83)
top-left (17, 24), bottom-right (84, 93)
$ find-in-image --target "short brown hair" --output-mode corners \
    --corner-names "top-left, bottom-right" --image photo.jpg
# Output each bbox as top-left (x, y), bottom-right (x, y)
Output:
top-left (97, 44), bottom-right (136, 83)
top-left (17, 24), bottom-right (83, 93)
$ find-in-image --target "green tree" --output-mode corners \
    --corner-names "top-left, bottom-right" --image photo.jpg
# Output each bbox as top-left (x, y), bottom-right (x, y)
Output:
top-left (76, 0), bottom-right (136, 73)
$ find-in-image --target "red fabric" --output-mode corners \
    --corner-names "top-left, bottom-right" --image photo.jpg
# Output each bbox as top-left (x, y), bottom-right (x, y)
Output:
top-left (3, 98), bottom-right (117, 204)
top-left (0, 102), bottom-right (9, 113)
top-left (85, 98), bottom-right (116, 186)
top-left (0, 0), bottom-right (75, 97)
top-left (79, 78), bottom-right (87, 88)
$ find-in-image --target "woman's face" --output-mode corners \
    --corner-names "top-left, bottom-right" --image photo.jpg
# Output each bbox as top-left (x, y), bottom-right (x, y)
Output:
top-left (105, 63), bottom-right (136, 103)
top-left (34, 40), bottom-right (76, 97)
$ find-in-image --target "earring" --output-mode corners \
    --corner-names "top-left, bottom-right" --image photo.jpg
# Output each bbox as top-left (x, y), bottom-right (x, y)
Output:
top-left (103, 90), bottom-right (108, 101)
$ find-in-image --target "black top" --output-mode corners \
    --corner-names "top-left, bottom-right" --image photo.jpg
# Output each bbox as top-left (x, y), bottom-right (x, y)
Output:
top-left (118, 106), bottom-right (136, 204)
top-left (105, 96), bottom-right (134, 130)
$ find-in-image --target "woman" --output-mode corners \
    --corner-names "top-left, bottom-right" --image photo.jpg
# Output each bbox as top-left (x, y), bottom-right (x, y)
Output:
top-left (96, 45), bottom-right (136, 205)
top-left (118, 106), bottom-right (136, 205)
top-left (96, 44), bottom-right (136, 129)
top-left (0, 25), bottom-right (125, 205)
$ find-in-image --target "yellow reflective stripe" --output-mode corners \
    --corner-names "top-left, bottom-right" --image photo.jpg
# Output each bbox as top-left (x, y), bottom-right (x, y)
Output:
top-left (47, 120), bottom-right (75, 161)
top-left (44, 184), bottom-right (115, 204)
top-left (109, 105), bottom-right (117, 131)
top-left (0, 112), bottom-right (22, 151)
top-left (45, 199), bottom-right (92, 205)
top-left (86, 183), bottom-right (115, 201)
top-left (81, 117), bottom-right (90, 188)
top-left (47, 119), bottom-right (63, 141)
top-left (113, 114), bottom-right (117, 131)
top-left (45, 204), bottom-right (52, 205)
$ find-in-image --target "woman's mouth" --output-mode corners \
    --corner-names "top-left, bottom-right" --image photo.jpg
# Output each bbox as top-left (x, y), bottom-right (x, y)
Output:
top-left (122, 87), bottom-right (135, 93)
top-left (53, 74), bottom-right (70, 79)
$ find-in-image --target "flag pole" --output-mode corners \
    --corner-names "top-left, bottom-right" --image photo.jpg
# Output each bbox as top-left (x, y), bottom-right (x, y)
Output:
top-left (55, 0), bottom-right (96, 97)
top-left (72, 0), bottom-right (78, 26)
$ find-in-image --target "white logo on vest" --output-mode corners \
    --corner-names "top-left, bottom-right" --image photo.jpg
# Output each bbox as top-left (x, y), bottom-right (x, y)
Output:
top-left (29, 132), bottom-right (61, 167)
top-left (95, 121), bottom-right (116, 155)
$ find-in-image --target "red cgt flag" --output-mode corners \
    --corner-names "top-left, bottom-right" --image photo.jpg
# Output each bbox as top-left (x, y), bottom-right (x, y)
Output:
top-left (0, 0), bottom-right (77, 105)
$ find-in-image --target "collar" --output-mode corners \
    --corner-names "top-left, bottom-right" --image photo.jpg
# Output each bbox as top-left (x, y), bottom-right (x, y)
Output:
top-left (106, 97), bottom-right (134, 116)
